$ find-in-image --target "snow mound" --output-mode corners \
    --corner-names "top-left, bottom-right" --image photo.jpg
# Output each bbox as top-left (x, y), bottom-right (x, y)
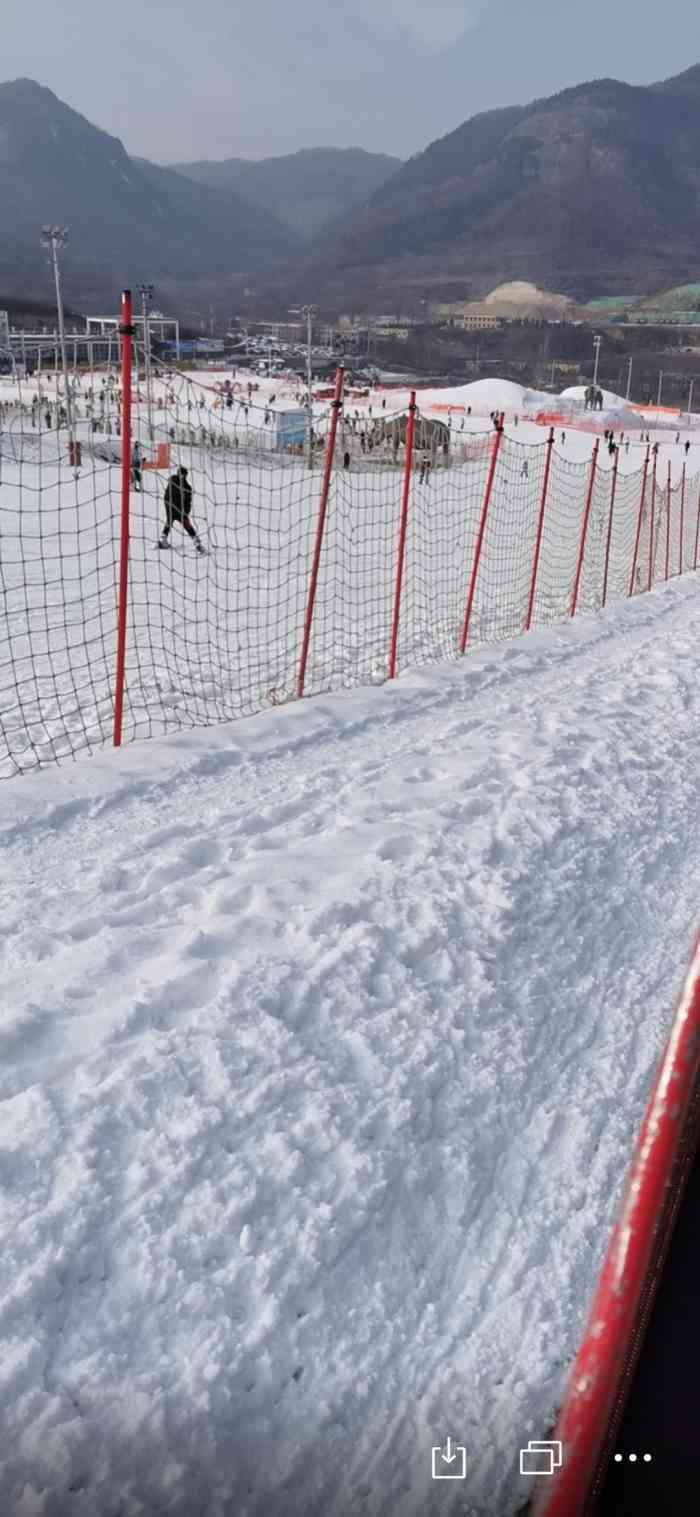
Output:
top-left (560, 384), bottom-right (627, 409)
top-left (423, 377), bottom-right (527, 414)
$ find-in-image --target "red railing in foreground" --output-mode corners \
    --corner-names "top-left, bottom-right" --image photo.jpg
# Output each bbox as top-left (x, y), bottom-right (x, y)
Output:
top-left (532, 931), bottom-right (700, 1517)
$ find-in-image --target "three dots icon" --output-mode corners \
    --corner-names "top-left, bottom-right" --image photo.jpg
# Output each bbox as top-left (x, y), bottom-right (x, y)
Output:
top-left (614, 1453), bottom-right (652, 1463)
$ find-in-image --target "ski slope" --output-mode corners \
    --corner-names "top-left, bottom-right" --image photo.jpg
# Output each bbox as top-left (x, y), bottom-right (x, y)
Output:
top-left (2, 574), bottom-right (700, 1516)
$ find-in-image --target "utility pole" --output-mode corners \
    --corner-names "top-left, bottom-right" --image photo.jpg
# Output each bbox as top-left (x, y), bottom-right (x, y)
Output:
top-left (688, 378), bottom-right (695, 420)
top-left (593, 334), bottom-right (602, 389)
top-left (657, 370), bottom-right (664, 407)
top-left (139, 283), bottom-right (154, 441)
top-left (41, 225), bottom-right (76, 458)
top-left (288, 304), bottom-right (317, 465)
top-left (625, 356), bottom-right (633, 402)
top-left (550, 359), bottom-right (556, 389)
top-left (305, 305), bottom-right (317, 464)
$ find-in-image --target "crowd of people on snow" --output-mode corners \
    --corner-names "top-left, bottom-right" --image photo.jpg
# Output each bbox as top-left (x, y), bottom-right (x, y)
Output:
top-left (2, 370), bottom-right (700, 479)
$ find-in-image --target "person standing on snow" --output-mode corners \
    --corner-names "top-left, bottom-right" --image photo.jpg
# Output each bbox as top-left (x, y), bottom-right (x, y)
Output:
top-left (131, 441), bottom-right (143, 492)
top-left (159, 466), bottom-right (205, 553)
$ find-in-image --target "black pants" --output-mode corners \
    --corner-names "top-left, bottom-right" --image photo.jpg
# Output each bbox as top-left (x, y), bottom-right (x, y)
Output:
top-left (162, 505), bottom-right (197, 541)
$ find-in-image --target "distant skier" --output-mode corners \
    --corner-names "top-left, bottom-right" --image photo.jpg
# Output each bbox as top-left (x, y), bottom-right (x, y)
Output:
top-left (685, 440), bottom-right (691, 456)
top-left (131, 441), bottom-right (143, 492)
top-left (159, 466), bottom-right (205, 554)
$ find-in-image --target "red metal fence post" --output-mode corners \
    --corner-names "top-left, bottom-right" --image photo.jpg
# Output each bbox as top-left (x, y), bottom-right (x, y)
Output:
top-left (296, 366), bottom-right (345, 699)
top-left (388, 391), bottom-right (417, 679)
top-left (459, 415), bottom-right (504, 655)
top-left (570, 440), bottom-right (599, 618)
top-left (628, 446), bottom-right (651, 597)
top-left (679, 462), bottom-right (686, 576)
top-left (664, 460), bottom-right (671, 581)
top-left (525, 426), bottom-right (555, 632)
top-left (647, 446), bottom-right (658, 592)
top-left (601, 444), bottom-right (620, 608)
top-left (694, 483), bottom-right (700, 571)
top-left (112, 289), bottom-right (133, 748)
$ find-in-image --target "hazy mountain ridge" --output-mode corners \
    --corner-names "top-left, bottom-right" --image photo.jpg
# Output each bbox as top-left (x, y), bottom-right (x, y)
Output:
top-left (300, 67), bottom-right (700, 304)
top-left (3, 66), bottom-right (700, 317)
top-left (0, 78), bottom-right (300, 310)
top-left (168, 147), bottom-right (403, 240)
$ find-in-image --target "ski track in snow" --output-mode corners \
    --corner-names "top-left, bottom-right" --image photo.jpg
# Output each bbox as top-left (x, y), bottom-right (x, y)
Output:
top-left (2, 579), bottom-right (700, 1515)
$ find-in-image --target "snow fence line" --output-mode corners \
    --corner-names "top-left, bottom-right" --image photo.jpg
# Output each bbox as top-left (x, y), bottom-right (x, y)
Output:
top-left (532, 930), bottom-right (700, 1517)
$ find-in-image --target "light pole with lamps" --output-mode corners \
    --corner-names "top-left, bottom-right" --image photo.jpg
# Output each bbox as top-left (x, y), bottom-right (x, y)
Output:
top-left (289, 303), bottom-right (317, 465)
top-left (139, 283), bottom-right (155, 442)
top-left (592, 334), bottom-right (602, 389)
top-left (41, 225), bottom-right (76, 458)
top-left (625, 356), bottom-right (633, 402)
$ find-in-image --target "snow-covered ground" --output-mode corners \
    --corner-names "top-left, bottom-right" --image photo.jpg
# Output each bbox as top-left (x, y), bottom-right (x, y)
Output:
top-left (3, 574), bottom-right (700, 1516)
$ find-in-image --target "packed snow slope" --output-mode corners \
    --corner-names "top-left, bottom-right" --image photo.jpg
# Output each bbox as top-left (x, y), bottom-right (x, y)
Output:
top-left (3, 577), bottom-right (700, 1517)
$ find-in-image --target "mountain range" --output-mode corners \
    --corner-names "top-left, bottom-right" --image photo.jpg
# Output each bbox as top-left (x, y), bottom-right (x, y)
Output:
top-left (168, 149), bottom-right (402, 241)
top-left (0, 79), bottom-right (300, 317)
top-left (3, 67), bottom-right (700, 317)
top-left (294, 65), bottom-right (700, 308)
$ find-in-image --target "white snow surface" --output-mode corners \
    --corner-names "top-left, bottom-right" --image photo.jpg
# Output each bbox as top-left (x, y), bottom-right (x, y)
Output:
top-left (3, 576), bottom-right (700, 1516)
top-left (560, 384), bottom-right (627, 409)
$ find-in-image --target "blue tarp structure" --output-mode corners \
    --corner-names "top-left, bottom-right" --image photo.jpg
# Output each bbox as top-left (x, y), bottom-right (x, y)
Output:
top-left (275, 409), bottom-right (307, 450)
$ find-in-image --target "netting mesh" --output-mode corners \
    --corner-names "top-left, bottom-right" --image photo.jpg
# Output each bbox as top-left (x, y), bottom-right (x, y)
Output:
top-left (2, 367), bottom-right (700, 780)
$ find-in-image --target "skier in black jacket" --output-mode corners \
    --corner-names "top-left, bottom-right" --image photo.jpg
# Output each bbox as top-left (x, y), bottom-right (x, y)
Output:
top-left (159, 466), bottom-right (204, 552)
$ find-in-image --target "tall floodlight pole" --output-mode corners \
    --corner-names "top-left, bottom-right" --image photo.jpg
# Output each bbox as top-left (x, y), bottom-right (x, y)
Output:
top-left (41, 226), bottom-right (76, 457)
top-left (139, 283), bottom-right (154, 441)
top-left (688, 378), bottom-right (695, 421)
top-left (289, 304), bottom-right (317, 466)
top-left (657, 370), bottom-right (664, 406)
top-left (304, 305), bottom-right (317, 464)
top-left (592, 333), bottom-right (602, 389)
top-left (626, 356), bottom-right (633, 402)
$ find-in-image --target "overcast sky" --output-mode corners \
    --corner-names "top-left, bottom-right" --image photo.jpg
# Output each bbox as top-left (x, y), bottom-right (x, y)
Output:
top-left (4, 0), bottom-right (700, 162)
